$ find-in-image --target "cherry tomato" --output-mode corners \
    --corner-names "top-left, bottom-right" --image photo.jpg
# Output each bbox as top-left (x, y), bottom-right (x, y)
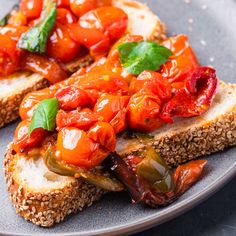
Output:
top-left (13, 120), bottom-right (47, 153)
top-left (69, 24), bottom-right (110, 56)
top-left (56, 108), bottom-right (100, 130)
top-left (160, 35), bottom-right (199, 84)
top-left (94, 94), bottom-right (130, 133)
top-left (56, 8), bottom-right (77, 25)
top-left (19, 88), bottom-right (52, 120)
top-left (55, 85), bottom-right (90, 110)
top-left (56, 127), bottom-right (99, 168)
top-left (47, 23), bottom-right (80, 63)
top-left (129, 71), bottom-right (172, 101)
top-left (96, 0), bottom-right (112, 7)
top-left (0, 26), bottom-right (27, 76)
top-left (79, 7), bottom-right (128, 41)
top-left (88, 121), bottom-right (116, 152)
top-left (20, 0), bottom-right (43, 20)
top-left (127, 93), bottom-right (164, 132)
top-left (70, 0), bottom-right (97, 18)
top-left (22, 52), bottom-right (68, 83)
top-left (57, 0), bottom-right (71, 8)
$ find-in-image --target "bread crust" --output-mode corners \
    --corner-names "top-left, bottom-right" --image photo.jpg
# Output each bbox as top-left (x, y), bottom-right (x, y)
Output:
top-left (4, 143), bottom-right (105, 227)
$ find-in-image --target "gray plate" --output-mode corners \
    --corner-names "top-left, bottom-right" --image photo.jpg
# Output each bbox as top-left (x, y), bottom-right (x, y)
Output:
top-left (0, 0), bottom-right (236, 235)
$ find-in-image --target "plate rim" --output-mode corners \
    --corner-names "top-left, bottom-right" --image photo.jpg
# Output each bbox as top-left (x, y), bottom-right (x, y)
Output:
top-left (1, 160), bottom-right (235, 236)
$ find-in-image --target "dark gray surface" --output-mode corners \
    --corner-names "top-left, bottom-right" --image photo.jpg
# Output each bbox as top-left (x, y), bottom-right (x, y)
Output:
top-left (0, 0), bottom-right (236, 235)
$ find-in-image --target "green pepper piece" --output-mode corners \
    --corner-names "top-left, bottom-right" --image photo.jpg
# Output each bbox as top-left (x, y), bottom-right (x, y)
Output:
top-left (0, 4), bottom-right (19, 27)
top-left (17, 0), bottom-right (56, 54)
top-left (44, 147), bottom-right (124, 192)
top-left (137, 147), bottom-right (174, 193)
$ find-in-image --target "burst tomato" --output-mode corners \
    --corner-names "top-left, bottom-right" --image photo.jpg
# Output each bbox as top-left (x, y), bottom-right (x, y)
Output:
top-left (13, 120), bottom-right (47, 153)
top-left (70, 0), bottom-right (97, 18)
top-left (79, 7), bottom-right (128, 41)
top-left (57, 0), bottom-right (70, 8)
top-left (20, 0), bottom-right (43, 20)
top-left (55, 85), bottom-right (90, 110)
top-left (56, 108), bottom-right (100, 130)
top-left (56, 8), bottom-right (77, 25)
top-left (160, 35), bottom-right (199, 85)
top-left (47, 23), bottom-right (80, 63)
top-left (127, 93), bottom-right (164, 132)
top-left (96, 0), bottom-right (112, 7)
top-left (94, 94), bottom-right (130, 133)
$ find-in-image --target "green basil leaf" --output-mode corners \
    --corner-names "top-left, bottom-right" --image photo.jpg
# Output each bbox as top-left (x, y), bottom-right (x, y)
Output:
top-left (17, 0), bottom-right (56, 54)
top-left (117, 41), bottom-right (172, 75)
top-left (29, 98), bottom-right (59, 134)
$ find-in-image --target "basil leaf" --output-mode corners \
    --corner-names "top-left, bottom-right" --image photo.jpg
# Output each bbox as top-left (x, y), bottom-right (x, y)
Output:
top-left (117, 41), bottom-right (172, 75)
top-left (29, 98), bottom-right (59, 134)
top-left (17, 0), bottom-right (56, 54)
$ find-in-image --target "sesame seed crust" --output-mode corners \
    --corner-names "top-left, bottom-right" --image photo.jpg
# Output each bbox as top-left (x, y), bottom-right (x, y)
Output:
top-left (0, 74), bottom-right (49, 128)
top-left (4, 144), bottom-right (105, 227)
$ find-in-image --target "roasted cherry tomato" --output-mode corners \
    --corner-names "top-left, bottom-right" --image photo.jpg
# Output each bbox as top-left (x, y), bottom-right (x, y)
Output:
top-left (13, 120), bottom-right (47, 153)
top-left (19, 88), bottom-right (52, 120)
top-left (127, 93), bottom-right (164, 132)
top-left (56, 108), bottom-right (100, 130)
top-left (56, 127), bottom-right (99, 168)
top-left (57, 0), bottom-right (70, 8)
top-left (55, 85), bottom-right (90, 110)
top-left (160, 35), bottom-right (199, 85)
top-left (79, 7), bottom-right (128, 41)
top-left (47, 23), bottom-right (80, 63)
top-left (22, 52), bottom-right (68, 83)
top-left (88, 121), bottom-right (116, 152)
top-left (94, 94), bottom-right (130, 133)
top-left (129, 71), bottom-right (172, 101)
top-left (96, 0), bottom-right (112, 7)
top-left (20, 0), bottom-right (43, 20)
top-left (0, 26), bottom-right (28, 76)
top-left (70, 0), bottom-right (97, 18)
top-left (69, 24), bottom-right (110, 57)
top-left (56, 8), bottom-right (77, 25)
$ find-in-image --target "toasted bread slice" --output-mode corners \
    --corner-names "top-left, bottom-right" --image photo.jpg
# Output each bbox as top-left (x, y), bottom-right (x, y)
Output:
top-left (0, 0), bottom-right (166, 128)
top-left (117, 82), bottom-right (236, 165)
top-left (4, 82), bottom-right (236, 227)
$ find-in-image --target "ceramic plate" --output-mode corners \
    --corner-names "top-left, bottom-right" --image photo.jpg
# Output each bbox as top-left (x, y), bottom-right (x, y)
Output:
top-left (0, 0), bottom-right (236, 235)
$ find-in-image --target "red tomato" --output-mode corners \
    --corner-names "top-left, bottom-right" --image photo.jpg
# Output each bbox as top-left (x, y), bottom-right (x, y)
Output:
top-left (127, 93), bottom-right (164, 132)
top-left (0, 26), bottom-right (27, 76)
top-left (47, 23), bottom-right (80, 63)
top-left (129, 71), bottom-right (172, 101)
top-left (19, 88), bottom-right (52, 120)
top-left (160, 35), bottom-right (199, 84)
top-left (87, 121), bottom-right (116, 152)
top-left (56, 108), bottom-right (100, 130)
top-left (13, 120), bottom-right (47, 153)
top-left (56, 127), bottom-right (99, 168)
top-left (69, 23), bottom-right (110, 56)
top-left (57, 0), bottom-right (70, 8)
top-left (94, 94), bottom-right (130, 133)
top-left (96, 0), bottom-right (112, 7)
top-left (55, 85), bottom-right (90, 110)
top-left (20, 0), bottom-right (43, 19)
top-left (79, 7), bottom-right (128, 41)
top-left (70, 0), bottom-right (97, 18)
top-left (22, 52), bottom-right (68, 83)
top-left (56, 8), bottom-right (77, 25)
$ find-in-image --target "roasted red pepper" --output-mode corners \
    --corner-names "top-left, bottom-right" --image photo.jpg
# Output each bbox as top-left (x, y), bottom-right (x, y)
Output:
top-left (161, 66), bottom-right (218, 122)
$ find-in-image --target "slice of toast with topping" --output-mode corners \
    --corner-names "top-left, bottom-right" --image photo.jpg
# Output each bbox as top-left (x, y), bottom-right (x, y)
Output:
top-left (0, 0), bottom-right (166, 128)
top-left (4, 82), bottom-right (236, 227)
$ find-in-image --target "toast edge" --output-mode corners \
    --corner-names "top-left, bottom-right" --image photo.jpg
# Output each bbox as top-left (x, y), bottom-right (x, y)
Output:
top-left (4, 143), bottom-right (105, 227)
